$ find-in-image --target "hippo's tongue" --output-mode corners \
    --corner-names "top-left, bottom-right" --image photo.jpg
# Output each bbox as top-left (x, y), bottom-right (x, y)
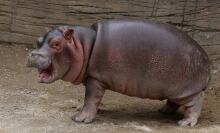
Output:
top-left (38, 64), bottom-right (53, 82)
top-left (38, 70), bottom-right (50, 82)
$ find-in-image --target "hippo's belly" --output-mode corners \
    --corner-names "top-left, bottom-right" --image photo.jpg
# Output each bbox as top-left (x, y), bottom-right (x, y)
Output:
top-left (87, 20), bottom-right (210, 100)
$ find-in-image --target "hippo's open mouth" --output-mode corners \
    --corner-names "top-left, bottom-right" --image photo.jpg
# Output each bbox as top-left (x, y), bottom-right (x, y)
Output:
top-left (38, 63), bottom-right (54, 83)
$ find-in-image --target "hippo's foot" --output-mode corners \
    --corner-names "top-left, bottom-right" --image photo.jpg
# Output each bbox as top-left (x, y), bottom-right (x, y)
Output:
top-left (159, 100), bottom-right (179, 114)
top-left (73, 108), bottom-right (96, 123)
top-left (177, 92), bottom-right (204, 127)
top-left (178, 117), bottom-right (198, 127)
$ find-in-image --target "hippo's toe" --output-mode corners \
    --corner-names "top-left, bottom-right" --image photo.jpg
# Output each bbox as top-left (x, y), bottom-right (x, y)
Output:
top-left (178, 118), bottom-right (198, 127)
top-left (73, 110), bottom-right (96, 123)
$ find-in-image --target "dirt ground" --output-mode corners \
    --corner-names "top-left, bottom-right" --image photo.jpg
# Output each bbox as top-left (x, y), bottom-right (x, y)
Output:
top-left (0, 44), bottom-right (219, 133)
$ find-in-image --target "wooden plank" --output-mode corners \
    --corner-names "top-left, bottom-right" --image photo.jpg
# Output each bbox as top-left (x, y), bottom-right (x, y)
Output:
top-left (0, 0), bottom-right (219, 58)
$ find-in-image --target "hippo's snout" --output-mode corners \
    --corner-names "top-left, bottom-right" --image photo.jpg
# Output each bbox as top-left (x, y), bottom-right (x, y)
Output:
top-left (27, 50), bottom-right (51, 69)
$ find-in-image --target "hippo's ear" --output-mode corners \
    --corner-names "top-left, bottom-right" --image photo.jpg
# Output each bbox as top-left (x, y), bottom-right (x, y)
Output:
top-left (58, 26), bottom-right (74, 40)
top-left (63, 28), bottom-right (74, 41)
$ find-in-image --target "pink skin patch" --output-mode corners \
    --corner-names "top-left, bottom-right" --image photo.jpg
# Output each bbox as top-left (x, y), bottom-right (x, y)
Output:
top-left (38, 62), bottom-right (54, 83)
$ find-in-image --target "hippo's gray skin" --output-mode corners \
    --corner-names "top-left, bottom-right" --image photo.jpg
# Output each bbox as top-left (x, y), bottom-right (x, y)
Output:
top-left (27, 20), bottom-right (211, 126)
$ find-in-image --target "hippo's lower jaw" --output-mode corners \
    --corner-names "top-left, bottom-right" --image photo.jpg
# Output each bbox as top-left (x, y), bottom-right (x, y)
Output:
top-left (38, 62), bottom-right (55, 83)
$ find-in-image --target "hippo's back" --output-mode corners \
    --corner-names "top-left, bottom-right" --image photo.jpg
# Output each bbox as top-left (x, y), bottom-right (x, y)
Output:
top-left (88, 20), bottom-right (210, 100)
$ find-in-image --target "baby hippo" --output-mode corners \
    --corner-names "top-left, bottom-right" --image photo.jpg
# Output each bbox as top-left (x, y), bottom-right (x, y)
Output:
top-left (27, 20), bottom-right (211, 126)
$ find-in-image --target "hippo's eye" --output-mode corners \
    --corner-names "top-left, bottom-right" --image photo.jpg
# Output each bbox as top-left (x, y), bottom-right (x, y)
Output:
top-left (51, 43), bottom-right (59, 48)
top-left (50, 42), bottom-right (62, 52)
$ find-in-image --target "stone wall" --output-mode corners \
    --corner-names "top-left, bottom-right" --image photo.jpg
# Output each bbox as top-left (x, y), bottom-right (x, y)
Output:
top-left (0, 0), bottom-right (220, 59)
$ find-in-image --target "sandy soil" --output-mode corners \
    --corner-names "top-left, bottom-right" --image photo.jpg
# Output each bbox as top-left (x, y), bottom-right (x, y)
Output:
top-left (0, 44), bottom-right (219, 133)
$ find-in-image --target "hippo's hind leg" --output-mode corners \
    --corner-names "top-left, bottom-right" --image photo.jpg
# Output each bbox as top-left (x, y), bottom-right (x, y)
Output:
top-left (159, 101), bottom-right (179, 114)
top-left (177, 92), bottom-right (204, 127)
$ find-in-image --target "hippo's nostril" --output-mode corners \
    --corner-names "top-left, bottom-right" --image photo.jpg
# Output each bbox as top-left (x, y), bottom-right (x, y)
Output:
top-left (27, 50), bottom-right (50, 69)
top-left (31, 52), bottom-right (45, 58)
top-left (29, 52), bottom-right (42, 58)
top-left (27, 51), bottom-right (40, 68)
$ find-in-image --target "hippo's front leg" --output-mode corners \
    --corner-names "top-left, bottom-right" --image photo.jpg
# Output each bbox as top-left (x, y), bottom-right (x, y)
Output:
top-left (74, 78), bottom-right (106, 123)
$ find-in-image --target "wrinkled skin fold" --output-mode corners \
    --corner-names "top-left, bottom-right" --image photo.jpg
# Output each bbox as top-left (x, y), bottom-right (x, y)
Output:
top-left (27, 20), bottom-right (211, 126)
